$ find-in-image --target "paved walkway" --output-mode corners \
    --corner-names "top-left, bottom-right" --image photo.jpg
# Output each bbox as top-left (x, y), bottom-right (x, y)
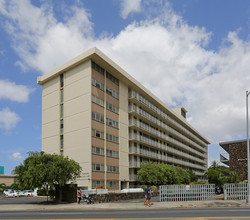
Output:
top-left (0, 199), bottom-right (250, 211)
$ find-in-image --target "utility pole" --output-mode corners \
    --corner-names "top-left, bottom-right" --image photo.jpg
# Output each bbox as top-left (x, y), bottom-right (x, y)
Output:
top-left (246, 91), bottom-right (250, 203)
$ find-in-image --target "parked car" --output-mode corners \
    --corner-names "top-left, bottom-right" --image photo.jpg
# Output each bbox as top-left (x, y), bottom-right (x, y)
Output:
top-left (5, 190), bottom-right (18, 198)
top-left (17, 190), bottom-right (24, 197)
top-left (215, 185), bottom-right (224, 194)
top-left (23, 190), bottom-right (34, 197)
top-left (3, 189), bottom-right (12, 197)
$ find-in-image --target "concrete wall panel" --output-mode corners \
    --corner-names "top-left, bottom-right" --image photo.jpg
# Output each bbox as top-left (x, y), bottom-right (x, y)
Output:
top-left (42, 136), bottom-right (59, 154)
top-left (42, 106), bottom-right (59, 125)
top-left (42, 91), bottom-right (59, 110)
top-left (42, 120), bottom-right (59, 138)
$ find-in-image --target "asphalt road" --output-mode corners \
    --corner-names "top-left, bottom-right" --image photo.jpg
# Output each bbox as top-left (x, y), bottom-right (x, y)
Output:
top-left (1, 208), bottom-right (250, 219)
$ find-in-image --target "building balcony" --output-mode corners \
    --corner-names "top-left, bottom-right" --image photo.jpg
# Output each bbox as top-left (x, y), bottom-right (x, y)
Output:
top-left (129, 146), bottom-right (168, 161)
top-left (128, 92), bottom-right (208, 148)
top-left (129, 132), bottom-right (206, 159)
top-left (129, 161), bottom-right (141, 168)
top-left (129, 145), bottom-right (206, 171)
top-left (128, 106), bottom-right (207, 154)
top-left (193, 170), bottom-right (206, 176)
top-left (129, 174), bottom-right (138, 181)
top-left (220, 153), bottom-right (229, 166)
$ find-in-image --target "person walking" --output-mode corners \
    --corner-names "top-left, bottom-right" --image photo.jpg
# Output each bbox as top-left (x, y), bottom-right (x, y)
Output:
top-left (77, 188), bottom-right (82, 204)
top-left (145, 185), bottom-right (153, 207)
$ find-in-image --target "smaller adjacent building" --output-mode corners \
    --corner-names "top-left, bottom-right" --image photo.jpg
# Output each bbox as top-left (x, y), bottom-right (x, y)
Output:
top-left (219, 139), bottom-right (247, 181)
top-left (0, 174), bottom-right (17, 187)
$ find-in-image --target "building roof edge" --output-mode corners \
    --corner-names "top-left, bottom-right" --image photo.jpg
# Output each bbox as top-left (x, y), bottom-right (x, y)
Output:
top-left (37, 47), bottom-right (210, 144)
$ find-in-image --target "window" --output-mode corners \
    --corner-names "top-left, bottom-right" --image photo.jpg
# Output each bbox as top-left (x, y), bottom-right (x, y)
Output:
top-left (92, 61), bottom-right (104, 75)
top-left (60, 104), bottom-right (63, 118)
top-left (92, 163), bottom-right (104, 171)
top-left (106, 118), bottom-right (118, 128)
top-left (106, 149), bottom-right (119, 158)
top-left (106, 87), bottom-right (119, 99)
top-left (92, 180), bottom-right (104, 188)
top-left (106, 133), bottom-right (119, 143)
top-left (106, 180), bottom-right (119, 188)
top-left (92, 78), bottom-right (104, 91)
top-left (92, 112), bottom-right (104, 123)
top-left (60, 119), bottom-right (64, 133)
top-left (60, 74), bottom-right (64, 87)
top-left (106, 71), bottom-right (119, 85)
top-left (60, 135), bottom-right (64, 148)
top-left (106, 102), bottom-right (118, 113)
top-left (92, 95), bottom-right (104, 106)
top-left (107, 165), bottom-right (119, 172)
top-left (92, 146), bottom-right (104, 155)
top-left (60, 89), bottom-right (64, 103)
top-left (92, 129), bottom-right (104, 139)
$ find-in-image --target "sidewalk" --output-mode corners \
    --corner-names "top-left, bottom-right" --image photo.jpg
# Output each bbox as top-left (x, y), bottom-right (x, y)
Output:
top-left (0, 199), bottom-right (250, 211)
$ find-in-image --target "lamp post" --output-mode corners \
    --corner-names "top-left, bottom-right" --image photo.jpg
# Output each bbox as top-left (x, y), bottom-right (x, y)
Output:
top-left (246, 91), bottom-right (250, 203)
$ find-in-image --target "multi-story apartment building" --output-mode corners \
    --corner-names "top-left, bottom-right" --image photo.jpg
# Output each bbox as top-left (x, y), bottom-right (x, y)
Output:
top-left (37, 47), bottom-right (210, 190)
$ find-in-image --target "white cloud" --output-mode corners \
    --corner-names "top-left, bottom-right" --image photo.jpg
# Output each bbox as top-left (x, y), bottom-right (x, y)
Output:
top-left (120, 0), bottom-right (141, 19)
top-left (0, 0), bottom-right (250, 148)
top-left (0, 108), bottom-right (20, 130)
top-left (0, 0), bottom-right (94, 73)
top-left (8, 152), bottom-right (24, 161)
top-left (0, 79), bottom-right (32, 102)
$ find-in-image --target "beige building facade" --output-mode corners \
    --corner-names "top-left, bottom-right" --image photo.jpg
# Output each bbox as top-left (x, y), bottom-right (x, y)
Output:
top-left (0, 175), bottom-right (17, 187)
top-left (38, 47), bottom-right (210, 190)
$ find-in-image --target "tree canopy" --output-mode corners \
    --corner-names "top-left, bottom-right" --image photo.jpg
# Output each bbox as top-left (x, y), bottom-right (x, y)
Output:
top-left (203, 160), bottom-right (239, 185)
top-left (137, 162), bottom-right (197, 185)
top-left (14, 151), bottom-right (82, 201)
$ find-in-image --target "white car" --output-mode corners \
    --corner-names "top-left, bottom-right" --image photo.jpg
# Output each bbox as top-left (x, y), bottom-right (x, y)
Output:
top-left (3, 189), bottom-right (12, 196)
top-left (23, 190), bottom-right (34, 197)
top-left (5, 190), bottom-right (18, 198)
top-left (17, 190), bottom-right (24, 196)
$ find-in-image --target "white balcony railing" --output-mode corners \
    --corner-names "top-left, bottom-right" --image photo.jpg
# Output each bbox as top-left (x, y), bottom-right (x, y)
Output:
top-left (128, 92), bottom-right (208, 148)
top-left (129, 174), bottom-right (138, 181)
top-left (129, 105), bottom-right (207, 154)
top-left (129, 132), bottom-right (205, 161)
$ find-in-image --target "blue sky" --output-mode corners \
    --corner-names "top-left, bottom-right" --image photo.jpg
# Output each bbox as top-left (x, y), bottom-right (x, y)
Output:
top-left (0, 0), bottom-right (250, 174)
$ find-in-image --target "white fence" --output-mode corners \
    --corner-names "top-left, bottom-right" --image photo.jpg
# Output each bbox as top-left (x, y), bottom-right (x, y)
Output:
top-left (82, 189), bottom-right (108, 195)
top-left (121, 188), bottom-right (144, 193)
top-left (224, 183), bottom-right (247, 200)
top-left (160, 184), bottom-right (215, 202)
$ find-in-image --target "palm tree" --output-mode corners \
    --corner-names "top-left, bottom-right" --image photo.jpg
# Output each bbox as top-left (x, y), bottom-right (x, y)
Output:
top-left (210, 160), bottom-right (219, 169)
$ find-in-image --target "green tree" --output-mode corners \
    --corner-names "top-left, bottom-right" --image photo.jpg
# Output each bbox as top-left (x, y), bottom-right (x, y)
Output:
top-left (164, 164), bottom-right (179, 184)
top-left (210, 160), bottom-right (219, 169)
top-left (188, 170), bottom-right (198, 182)
top-left (11, 182), bottom-right (23, 191)
top-left (15, 151), bottom-right (82, 201)
top-left (175, 167), bottom-right (190, 184)
top-left (137, 162), bottom-right (165, 185)
top-left (204, 162), bottom-right (239, 185)
top-left (138, 162), bottom-right (197, 185)
top-left (0, 183), bottom-right (6, 192)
